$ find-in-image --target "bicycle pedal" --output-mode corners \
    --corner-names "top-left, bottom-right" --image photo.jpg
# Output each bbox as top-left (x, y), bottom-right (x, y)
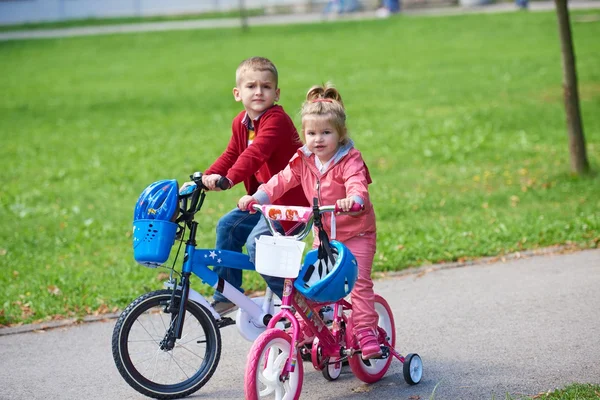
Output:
top-left (216, 317), bottom-right (235, 328)
top-left (377, 346), bottom-right (390, 359)
top-left (357, 346), bottom-right (389, 361)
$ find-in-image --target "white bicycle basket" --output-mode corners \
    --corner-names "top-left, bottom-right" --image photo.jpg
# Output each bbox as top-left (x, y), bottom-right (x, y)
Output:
top-left (255, 235), bottom-right (306, 278)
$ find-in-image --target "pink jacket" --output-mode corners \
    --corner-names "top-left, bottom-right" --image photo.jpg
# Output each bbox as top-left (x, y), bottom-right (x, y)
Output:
top-left (254, 141), bottom-right (376, 244)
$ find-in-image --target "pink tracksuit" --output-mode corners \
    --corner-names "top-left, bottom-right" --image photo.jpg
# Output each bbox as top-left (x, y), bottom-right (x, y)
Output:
top-left (253, 140), bottom-right (379, 332)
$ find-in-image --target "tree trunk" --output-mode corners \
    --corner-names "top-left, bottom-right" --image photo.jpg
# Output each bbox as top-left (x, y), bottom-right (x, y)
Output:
top-left (239, 0), bottom-right (249, 31)
top-left (554, 0), bottom-right (590, 175)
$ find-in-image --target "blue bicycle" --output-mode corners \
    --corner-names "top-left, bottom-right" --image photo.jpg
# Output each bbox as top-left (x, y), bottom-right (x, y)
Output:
top-left (112, 173), bottom-right (284, 399)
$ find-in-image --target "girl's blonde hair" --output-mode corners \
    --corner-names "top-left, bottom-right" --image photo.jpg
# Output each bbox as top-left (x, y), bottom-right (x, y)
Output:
top-left (301, 83), bottom-right (349, 145)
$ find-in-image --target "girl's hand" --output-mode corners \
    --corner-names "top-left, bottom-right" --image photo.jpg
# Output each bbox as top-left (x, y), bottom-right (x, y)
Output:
top-left (238, 195), bottom-right (257, 212)
top-left (336, 197), bottom-right (355, 213)
top-left (201, 174), bottom-right (222, 190)
top-left (336, 197), bottom-right (363, 215)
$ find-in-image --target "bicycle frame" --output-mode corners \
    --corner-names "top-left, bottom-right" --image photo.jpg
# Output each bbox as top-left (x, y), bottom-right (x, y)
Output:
top-left (114, 173), bottom-right (301, 400)
top-left (248, 201), bottom-right (365, 375)
top-left (167, 176), bottom-right (277, 341)
top-left (268, 281), bottom-right (351, 373)
top-left (243, 201), bottom-right (423, 399)
top-left (171, 237), bottom-right (269, 339)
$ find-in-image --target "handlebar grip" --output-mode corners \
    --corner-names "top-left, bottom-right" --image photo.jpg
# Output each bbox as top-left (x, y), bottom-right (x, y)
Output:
top-left (216, 176), bottom-right (232, 190)
top-left (246, 200), bottom-right (259, 212)
top-left (334, 203), bottom-right (364, 213)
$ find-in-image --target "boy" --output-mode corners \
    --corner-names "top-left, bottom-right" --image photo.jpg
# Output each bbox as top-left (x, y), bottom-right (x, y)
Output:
top-left (201, 57), bottom-right (308, 315)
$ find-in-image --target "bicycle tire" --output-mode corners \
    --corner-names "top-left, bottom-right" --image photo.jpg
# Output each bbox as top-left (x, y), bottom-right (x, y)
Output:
top-left (112, 289), bottom-right (221, 399)
top-left (347, 294), bottom-right (395, 384)
top-left (245, 329), bottom-right (303, 400)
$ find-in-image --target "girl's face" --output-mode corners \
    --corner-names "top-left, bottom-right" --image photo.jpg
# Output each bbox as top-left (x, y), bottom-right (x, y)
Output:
top-left (303, 115), bottom-right (343, 164)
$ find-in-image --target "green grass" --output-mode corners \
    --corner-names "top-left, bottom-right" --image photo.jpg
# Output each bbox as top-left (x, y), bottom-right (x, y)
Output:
top-left (0, 8), bottom-right (265, 32)
top-left (427, 382), bottom-right (600, 399)
top-left (0, 10), bottom-right (599, 326)
top-left (511, 383), bottom-right (600, 399)
top-left (539, 383), bottom-right (600, 399)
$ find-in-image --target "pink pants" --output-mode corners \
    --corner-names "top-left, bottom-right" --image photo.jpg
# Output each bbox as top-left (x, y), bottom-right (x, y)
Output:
top-left (339, 232), bottom-right (378, 333)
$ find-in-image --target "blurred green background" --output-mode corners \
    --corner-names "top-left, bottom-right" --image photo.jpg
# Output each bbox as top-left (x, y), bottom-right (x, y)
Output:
top-left (0, 10), bottom-right (598, 325)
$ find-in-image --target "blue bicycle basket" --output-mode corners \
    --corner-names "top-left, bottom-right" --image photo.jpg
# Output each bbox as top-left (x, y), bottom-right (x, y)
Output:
top-left (294, 240), bottom-right (358, 303)
top-left (132, 180), bottom-right (180, 267)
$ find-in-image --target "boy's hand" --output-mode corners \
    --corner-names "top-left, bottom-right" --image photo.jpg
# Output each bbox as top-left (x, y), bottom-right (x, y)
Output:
top-left (201, 174), bottom-right (223, 191)
top-left (238, 195), bottom-right (257, 212)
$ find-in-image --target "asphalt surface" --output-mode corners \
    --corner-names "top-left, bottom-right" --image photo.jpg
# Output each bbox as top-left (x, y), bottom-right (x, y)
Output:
top-left (1, 248), bottom-right (599, 399)
top-left (1, 1), bottom-right (600, 41)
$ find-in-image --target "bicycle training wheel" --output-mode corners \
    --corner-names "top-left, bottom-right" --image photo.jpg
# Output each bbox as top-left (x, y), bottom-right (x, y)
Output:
top-left (322, 356), bottom-right (343, 381)
top-left (348, 294), bottom-right (395, 384)
top-left (403, 353), bottom-right (423, 385)
top-left (112, 290), bottom-right (221, 399)
top-left (245, 329), bottom-right (303, 400)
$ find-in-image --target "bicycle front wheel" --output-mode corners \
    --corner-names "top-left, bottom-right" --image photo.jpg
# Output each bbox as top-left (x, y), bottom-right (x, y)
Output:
top-left (245, 329), bottom-right (303, 400)
top-left (112, 290), bottom-right (221, 399)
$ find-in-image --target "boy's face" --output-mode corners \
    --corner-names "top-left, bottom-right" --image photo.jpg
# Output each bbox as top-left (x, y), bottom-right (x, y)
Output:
top-left (233, 69), bottom-right (280, 120)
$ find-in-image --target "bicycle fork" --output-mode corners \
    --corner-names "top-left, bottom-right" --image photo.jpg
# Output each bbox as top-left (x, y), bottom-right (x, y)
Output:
top-left (157, 273), bottom-right (192, 351)
top-left (174, 272), bottom-right (192, 339)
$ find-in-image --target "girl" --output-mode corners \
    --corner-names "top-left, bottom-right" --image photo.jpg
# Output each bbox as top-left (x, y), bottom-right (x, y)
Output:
top-left (238, 83), bottom-right (381, 360)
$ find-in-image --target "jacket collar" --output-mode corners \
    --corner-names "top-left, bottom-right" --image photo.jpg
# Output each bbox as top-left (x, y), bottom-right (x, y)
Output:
top-left (241, 106), bottom-right (273, 129)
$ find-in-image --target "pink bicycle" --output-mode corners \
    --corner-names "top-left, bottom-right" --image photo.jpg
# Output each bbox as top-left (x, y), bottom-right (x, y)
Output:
top-left (244, 199), bottom-right (422, 400)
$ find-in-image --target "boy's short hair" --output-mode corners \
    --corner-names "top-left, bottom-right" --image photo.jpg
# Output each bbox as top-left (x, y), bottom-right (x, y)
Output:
top-left (236, 57), bottom-right (279, 87)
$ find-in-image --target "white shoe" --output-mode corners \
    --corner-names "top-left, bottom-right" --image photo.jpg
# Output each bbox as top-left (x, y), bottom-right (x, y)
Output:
top-left (376, 7), bottom-right (391, 18)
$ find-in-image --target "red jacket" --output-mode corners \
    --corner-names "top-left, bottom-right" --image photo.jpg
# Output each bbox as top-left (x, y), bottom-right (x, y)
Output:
top-left (206, 105), bottom-right (309, 210)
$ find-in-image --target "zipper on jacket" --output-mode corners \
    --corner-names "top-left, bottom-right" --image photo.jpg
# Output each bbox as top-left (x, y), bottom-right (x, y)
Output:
top-left (315, 179), bottom-right (322, 205)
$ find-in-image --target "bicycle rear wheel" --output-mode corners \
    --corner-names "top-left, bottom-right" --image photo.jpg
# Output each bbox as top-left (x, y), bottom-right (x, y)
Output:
top-left (347, 294), bottom-right (395, 384)
top-left (245, 329), bottom-right (303, 400)
top-left (112, 289), bottom-right (221, 399)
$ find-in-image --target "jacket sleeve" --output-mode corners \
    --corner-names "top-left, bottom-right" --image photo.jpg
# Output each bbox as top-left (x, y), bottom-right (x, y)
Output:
top-left (205, 119), bottom-right (242, 176)
top-left (342, 151), bottom-right (372, 209)
top-left (226, 112), bottom-right (292, 186)
top-left (254, 154), bottom-right (302, 204)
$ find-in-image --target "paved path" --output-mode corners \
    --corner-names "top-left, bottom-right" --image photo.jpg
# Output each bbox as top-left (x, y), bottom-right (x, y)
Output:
top-left (1, 249), bottom-right (598, 399)
top-left (1, 0), bottom-right (600, 41)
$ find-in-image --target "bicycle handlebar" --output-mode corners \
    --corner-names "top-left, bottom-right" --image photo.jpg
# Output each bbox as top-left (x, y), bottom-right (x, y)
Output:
top-left (184, 172), bottom-right (230, 193)
top-left (189, 172), bottom-right (207, 191)
top-left (216, 176), bottom-right (231, 190)
top-left (247, 202), bottom-right (363, 241)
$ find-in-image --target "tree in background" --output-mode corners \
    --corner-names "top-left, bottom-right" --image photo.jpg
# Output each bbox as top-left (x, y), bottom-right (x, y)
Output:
top-left (554, 0), bottom-right (590, 175)
top-left (239, 0), bottom-right (248, 30)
